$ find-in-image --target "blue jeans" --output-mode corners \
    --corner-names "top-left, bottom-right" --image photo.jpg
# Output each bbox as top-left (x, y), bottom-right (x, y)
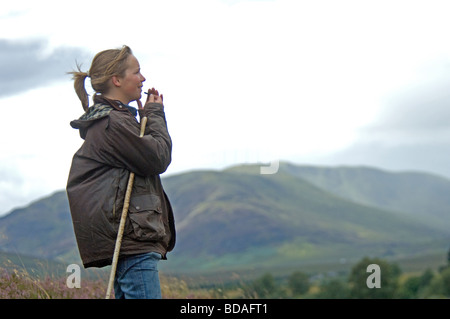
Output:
top-left (114, 252), bottom-right (162, 299)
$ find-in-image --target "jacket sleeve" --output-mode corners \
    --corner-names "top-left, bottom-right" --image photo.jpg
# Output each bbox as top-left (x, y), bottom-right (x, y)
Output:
top-left (102, 103), bottom-right (172, 176)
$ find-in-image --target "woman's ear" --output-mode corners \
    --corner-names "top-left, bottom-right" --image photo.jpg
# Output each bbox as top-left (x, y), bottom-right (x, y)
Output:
top-left (111, 75), bottom-right (122, 88)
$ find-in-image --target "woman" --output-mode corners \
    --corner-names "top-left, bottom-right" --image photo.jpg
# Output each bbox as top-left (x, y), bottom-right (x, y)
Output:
top-left (66, 45), bottom-right (176, 299)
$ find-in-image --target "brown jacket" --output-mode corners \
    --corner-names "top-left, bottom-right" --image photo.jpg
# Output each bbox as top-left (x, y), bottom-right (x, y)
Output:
top-left (66, 96), bottom-right (175, 268)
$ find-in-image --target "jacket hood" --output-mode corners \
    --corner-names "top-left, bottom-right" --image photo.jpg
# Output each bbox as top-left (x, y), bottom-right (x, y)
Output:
top-left (70, 95), bottom-right (138, 139)
top-left (70, 103), bottom-right (114, 139)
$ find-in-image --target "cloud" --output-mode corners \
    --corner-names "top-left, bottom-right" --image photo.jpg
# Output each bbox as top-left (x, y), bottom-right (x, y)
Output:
top-left (0, 80), bottom-right (84, 217)
top-left (321, 142), bottom-right (450, 178)
top-left (3, 0), bottom-right (450, 216)
top-left (0, 38), bottom-right (91, 98)
top-left (319, 61), bottom-right (450, 178)
top-left (368, 60), bottom-right (450, 134)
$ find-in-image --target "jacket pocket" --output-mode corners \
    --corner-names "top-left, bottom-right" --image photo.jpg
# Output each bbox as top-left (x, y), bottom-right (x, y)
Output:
top-left (128, 193), bottom-right (166, 241)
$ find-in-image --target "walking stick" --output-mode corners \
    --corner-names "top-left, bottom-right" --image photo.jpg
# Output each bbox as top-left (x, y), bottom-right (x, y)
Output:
top-left (105, 115), bottom-right (148, 299)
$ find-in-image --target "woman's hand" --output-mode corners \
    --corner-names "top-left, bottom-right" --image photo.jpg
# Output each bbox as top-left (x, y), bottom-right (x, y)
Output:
top-left (137, 87), bottom-right (163, 109)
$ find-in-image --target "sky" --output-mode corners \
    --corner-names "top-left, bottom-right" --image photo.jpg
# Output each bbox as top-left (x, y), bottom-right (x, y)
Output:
top-left (2, 0), bottom-right (450, 216)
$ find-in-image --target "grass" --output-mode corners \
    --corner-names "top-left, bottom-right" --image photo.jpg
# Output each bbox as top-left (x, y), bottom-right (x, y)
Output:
top-left (0, 265), bottom-right (105, 299)
top-left (0, 259), bottom-right (218, 299)
top-left (1, 250), bottom-right (448, 299)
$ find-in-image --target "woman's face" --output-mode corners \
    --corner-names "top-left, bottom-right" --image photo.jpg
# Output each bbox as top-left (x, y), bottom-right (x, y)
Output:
top-left (117, 54), bottom-right (146, 103)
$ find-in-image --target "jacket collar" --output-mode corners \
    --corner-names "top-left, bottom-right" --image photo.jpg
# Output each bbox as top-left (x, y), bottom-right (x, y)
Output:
top-left (93, 95), bottom-right (138, 117)
top-left (70, 95), bottom-right (138, 139)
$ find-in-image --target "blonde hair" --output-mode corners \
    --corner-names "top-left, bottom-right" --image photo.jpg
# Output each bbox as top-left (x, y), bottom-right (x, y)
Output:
top-left (68, 45), bottom-right (133, 111)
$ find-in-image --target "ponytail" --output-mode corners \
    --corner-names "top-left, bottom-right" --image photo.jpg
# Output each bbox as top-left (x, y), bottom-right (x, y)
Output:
top-left (68, 64), bottom-right (90, 111)
top-left (68, 45), bottom-right (133, 112)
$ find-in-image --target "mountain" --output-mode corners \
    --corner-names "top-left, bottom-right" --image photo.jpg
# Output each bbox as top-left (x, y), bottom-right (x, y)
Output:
top-left (278, 163), bottom-right (450, 229)
top-left (0, 190), bottom-right (76, 260)
top-left (0, 162), bottom-right (449, 277)
top-left (161, 163), bottom-right (449, 273)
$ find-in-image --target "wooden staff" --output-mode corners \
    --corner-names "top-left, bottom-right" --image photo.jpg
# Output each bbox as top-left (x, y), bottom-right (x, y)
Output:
top-left (105, 116), bottom-right (148, 299)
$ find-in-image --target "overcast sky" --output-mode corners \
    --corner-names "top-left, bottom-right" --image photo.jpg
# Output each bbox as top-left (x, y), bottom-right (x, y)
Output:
top-left (2, 0), bottom-right (450, 216)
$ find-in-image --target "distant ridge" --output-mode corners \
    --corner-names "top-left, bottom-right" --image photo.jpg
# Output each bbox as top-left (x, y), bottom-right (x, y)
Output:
top-left (0, 162), bottom-right (449, 276)
top-left (277, 162), bottom-right (450, 229)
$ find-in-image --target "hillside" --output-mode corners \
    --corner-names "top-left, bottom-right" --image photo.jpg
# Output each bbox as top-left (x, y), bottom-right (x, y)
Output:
top-left (161, 164), bottom-right (449, 273)
top-left (278, 162), bottom-right (450, 230)
top-left (0, 162), bottom-right (449, 277)
top-left (0, 191), bottom-right (75, 260)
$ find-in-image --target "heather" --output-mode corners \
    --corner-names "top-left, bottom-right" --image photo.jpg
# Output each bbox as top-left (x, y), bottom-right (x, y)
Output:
top-left (0, 264), bottom-right (214, 299)
top-left (2, 254), bottom-right (450, 299)
top-left (0, 266), bottom-right (106, 299)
